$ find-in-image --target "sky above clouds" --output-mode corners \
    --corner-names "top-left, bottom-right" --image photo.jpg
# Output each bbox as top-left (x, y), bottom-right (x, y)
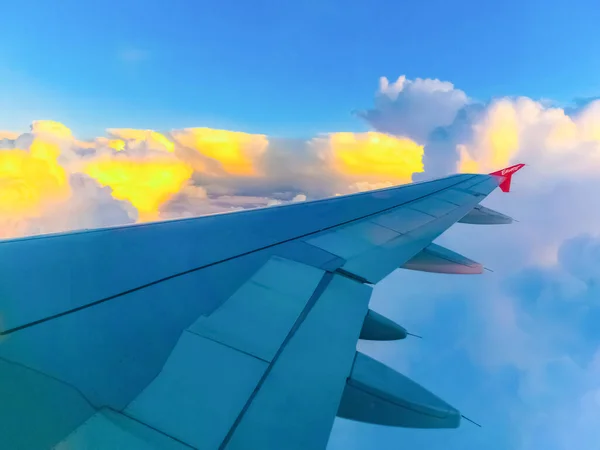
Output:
top-left (3, 1), bottom-right (600, 449)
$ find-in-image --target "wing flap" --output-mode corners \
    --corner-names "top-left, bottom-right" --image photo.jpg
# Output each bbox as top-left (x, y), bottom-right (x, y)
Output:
top-left (0, 250), bottom-right (281, 411)
top-left (124, 330), bottom-right (268, 449)
top-left (189, 257), bottom-right (325, 361)
top-left (222, 274), bottom-right (372, 450)
top-left (122, 256), bottom-right (327, 449)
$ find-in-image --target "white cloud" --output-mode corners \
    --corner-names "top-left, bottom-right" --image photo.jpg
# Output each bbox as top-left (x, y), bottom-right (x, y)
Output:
top-left (347, 180), bottom-right (394, 192)
top-left (291, 193), bottom-right (307, 202)
top-left (357, 76), bottom-right (469, 144)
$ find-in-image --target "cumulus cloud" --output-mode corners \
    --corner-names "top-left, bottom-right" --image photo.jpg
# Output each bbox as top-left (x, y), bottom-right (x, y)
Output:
top-left (171, 128), bottom-right (269, 176)
top-left (356, 76), bottom-right (469, 144)
top-left (0, 133), bottom-right (71, 237)
top-left (291, 193), bottom-right (307, 202)
top-left (317, 131), bottom-right (423, 181)
top-left (455, 97), bottom-right (600, 178)
top-left (0, 120), bottom-right (425, 239)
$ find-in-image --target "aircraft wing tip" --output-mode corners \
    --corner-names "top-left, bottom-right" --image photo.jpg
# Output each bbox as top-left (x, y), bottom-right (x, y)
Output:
top-left (488, 163), bottom-right (526, 193)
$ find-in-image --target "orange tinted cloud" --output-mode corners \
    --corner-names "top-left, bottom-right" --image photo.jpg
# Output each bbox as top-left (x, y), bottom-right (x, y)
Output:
top-left (108, 129), bottom-right (175, 153)
top-left (171, 128), bottom-right (268, 176)
top-left (0, 131), bottom-right (20, 140)
top-left (546, 115), bottom-right (578, 149)
top-left (576, 100), bottom-right (600, 142)
top-left (95, 138), bottom-right (126, 151)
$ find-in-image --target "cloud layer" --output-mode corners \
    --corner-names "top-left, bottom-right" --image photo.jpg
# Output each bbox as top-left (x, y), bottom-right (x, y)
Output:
top-left (3, 75), bottom-right (600, 449)
top-left (0, 120), bottom-right (427, 238)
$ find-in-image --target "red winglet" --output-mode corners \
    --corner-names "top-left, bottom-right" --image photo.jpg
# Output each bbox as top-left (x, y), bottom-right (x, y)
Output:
top-left (488, 163), bottom-right (526, 193)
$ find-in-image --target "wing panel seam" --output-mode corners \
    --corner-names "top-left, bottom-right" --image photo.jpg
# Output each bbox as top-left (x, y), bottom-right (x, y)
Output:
top-left (184, 329), bottom-right (270, 364)
top-left (217, 271), bottom-right (335, 449)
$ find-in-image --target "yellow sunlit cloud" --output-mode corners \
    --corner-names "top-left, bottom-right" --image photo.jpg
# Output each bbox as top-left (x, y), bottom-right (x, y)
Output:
top-left (481, 101), bottom-right (520, 168)
top-left (171, 128), bottom-right (268, 176)
top-left (326, 131), bottom-right (424, 182)
top-left (83, 156), bottom-right (193, 221)
top-left (457, 145), bottom-right (480, 173)
top-left (0, 138), bottom-right (70, 220)
top-left (458, 100), bottom-right (520, 173)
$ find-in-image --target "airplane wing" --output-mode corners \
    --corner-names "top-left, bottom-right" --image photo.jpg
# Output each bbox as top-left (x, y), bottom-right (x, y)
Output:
top-left (0, 164), bottom-right (524, 450)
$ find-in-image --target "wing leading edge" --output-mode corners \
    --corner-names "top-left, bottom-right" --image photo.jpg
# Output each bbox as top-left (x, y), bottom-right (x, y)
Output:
top-left (0, 165), bottom-right (524, 449)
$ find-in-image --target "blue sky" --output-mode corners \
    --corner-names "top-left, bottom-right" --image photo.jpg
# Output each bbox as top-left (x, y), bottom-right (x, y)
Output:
top-left (3, 0), bottom-right (600, 137)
